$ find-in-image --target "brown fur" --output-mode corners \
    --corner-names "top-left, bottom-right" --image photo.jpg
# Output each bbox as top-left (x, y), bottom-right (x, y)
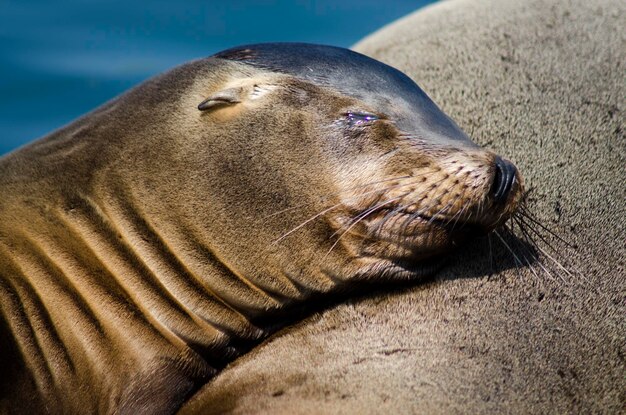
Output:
top-left (0, 51), bottom-right (521, 414)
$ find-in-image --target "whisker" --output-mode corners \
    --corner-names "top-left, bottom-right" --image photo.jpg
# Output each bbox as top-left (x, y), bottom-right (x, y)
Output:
top-left (331, 193), bottom-right (409, 241)
top-left (515, 216), bottom-right (582, 278)
top-left (368, 175), bottom-right (450, 239)
top-left (397, 197), bottom-right (444, 238)
top-left (370, 201), bottom-right (412, 239)
top-left (392, 177), bottom-right (454, 234)
top-left (271, 203), bottom-right (343, 245)
top-left (262, 175), bottom-right (411, 219)
top-left (493, 229), bottom-right (525, 270)
top-left (324, 193), bottom-right (409, 257)
top-left (503, 222), bottom-right (553, 283)
top-left (535, 242), bottom-right (583, 282)
top-left (446, 203), bottom-right (465, 229)
top-left (443, 193), bottom-right (469, 229)
top-left (515, 213), bottom-right (567, 255)
top-left (271, 177), bottom-right (424, 245)
top-left (330, 177), bottom-right (431, 240)
top-left (517, 208), bottom-right (576, 249)
top-left (426, 202), bottom-right (454, 227)
top-left (510, 217), bottom-right (563, 284)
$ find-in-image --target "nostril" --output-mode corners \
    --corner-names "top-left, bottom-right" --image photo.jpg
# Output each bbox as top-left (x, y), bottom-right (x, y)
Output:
top-left (491, 156), bottom-right (517, 204)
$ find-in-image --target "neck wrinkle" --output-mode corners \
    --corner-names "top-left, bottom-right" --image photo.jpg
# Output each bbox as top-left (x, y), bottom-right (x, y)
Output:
top-left (91, 182), bottom-right (268, 359)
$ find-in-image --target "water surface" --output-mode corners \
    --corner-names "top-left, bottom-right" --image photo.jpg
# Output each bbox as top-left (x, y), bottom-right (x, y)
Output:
top-left (0, 0), bottom-right (436, 154)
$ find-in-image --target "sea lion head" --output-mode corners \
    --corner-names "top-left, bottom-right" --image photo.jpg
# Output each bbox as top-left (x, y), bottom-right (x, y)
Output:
top-left (178, 43), bottom-right (524, 287)
top-left (95, 42), bottom-right (524, 306)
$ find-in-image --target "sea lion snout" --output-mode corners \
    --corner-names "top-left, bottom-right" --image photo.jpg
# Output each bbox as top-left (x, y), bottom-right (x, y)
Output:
top-left (343, 145), bottom-right (524, 262)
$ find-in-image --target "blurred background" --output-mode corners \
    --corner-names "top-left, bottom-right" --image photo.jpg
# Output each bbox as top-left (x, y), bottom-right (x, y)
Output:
top-left (0, 0), bottom-right (436, 155)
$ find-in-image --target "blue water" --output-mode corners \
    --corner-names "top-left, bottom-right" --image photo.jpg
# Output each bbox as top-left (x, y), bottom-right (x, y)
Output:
top-left (0, 0), bottom-right (436, 155)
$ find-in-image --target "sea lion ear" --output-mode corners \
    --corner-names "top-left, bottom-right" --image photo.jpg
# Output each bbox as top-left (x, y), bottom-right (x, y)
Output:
top-left (197, 87), bottom-right (243, 111)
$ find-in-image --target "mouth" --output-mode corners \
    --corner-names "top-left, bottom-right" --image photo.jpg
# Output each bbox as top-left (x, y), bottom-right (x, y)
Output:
top-left (374, 207), bottom-right (483, 233)
top-left (359, 206), bottom-right (493, 263)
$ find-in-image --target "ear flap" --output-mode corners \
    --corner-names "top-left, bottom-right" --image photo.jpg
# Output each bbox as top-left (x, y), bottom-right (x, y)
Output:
top-left (197, 87), bottom-right (243, 111)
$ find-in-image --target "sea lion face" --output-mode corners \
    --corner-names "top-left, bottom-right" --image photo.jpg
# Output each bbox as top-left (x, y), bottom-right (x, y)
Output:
top-left (197, 44), bottom-right (524, 279)
top-left (322, 101), bottom-right (524, 267)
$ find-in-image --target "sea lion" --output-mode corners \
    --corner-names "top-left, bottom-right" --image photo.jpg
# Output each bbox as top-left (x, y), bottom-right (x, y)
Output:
top-left (0, 43), bottom-right (523, 414)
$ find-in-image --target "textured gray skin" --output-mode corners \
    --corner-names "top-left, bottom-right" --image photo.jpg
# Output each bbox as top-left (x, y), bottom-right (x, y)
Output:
top-left (179, 0), bottom-right (625, 413)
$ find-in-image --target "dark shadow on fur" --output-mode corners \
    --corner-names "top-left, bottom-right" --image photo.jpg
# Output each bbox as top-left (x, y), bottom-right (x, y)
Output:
top-left (0, 303), bottom-right (47, 415)
top-left (183, 229), bottom-right (537, 413)
top-left (202, 228), bottom-right (536, 377)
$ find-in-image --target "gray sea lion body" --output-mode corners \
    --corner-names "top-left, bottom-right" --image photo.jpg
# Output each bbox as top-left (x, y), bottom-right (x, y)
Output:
top-left (0, 43), bottom-right (522, 414)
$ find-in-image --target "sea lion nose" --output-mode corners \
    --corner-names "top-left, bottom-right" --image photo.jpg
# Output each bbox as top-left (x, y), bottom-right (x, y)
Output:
top-left (491, 156), bottom-right (517, 204)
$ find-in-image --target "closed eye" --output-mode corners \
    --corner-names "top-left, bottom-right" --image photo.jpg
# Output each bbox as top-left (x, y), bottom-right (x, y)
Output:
top-left (345, 111), bottom-right (379, 126)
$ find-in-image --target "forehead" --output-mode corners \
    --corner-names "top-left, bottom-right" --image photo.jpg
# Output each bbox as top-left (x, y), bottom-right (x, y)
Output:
top-left (213, 43), bottom-right (469, 143)
top-left (214, 43), bottom-right (426, 106)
